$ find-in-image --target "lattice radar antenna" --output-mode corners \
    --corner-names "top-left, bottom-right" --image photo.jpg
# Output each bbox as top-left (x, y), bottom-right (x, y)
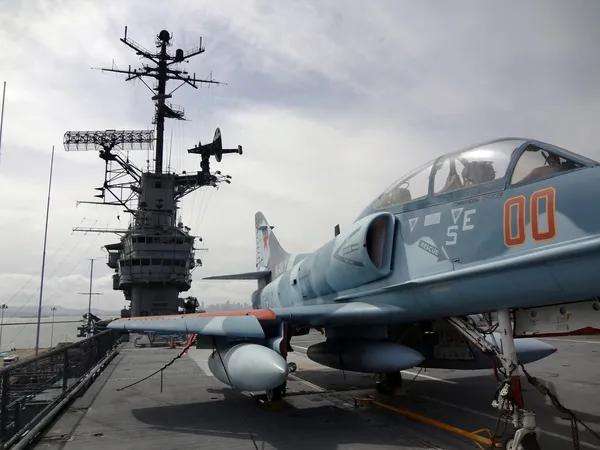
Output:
top-left (63, 27), bottom-right (243, 230)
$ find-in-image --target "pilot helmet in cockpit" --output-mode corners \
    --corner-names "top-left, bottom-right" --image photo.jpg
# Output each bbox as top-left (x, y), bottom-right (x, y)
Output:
top-left (461, 161), bottom-right (496, 186)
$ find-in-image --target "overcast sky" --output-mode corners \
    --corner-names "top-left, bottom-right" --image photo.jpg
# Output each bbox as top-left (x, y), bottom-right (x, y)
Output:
top-left (1, 0), bottom-right (599, 317)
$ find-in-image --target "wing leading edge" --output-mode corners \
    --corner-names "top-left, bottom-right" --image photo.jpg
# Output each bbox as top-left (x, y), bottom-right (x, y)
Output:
top-left (204, 271), bottom-right (271, 280)
top-left (107, 310), bottom-right (275, 338)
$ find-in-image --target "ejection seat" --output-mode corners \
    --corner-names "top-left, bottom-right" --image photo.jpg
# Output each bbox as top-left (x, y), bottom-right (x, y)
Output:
top-left (517, 163), bottom-right (577, 184)
top-left (438, 172), bottom-right (463, 194)
top-left (390, 187), bottom-right (412, 205)
top-left (375, 185), bottom-right (412, 209)
top-left (437, 159), bottom-right (463, 195)
top-left (461, 160), bottom-right (496, 187)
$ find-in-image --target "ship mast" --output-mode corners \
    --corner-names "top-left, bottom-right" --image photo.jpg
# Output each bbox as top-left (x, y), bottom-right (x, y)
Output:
top-left (64, 28), bottom-right (242, 320)
top-left (108, 28), bottom-right (221, 174)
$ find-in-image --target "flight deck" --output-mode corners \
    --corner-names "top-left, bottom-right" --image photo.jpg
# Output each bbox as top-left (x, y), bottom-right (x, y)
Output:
top-left (34, 331), bottom-right (599, 450)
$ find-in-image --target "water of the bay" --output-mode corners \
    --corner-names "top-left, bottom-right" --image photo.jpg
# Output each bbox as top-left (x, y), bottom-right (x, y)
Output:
top-left (0, 316), bottom-right (84, 351)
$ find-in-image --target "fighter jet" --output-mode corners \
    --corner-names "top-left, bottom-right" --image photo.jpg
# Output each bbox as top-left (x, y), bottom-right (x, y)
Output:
top-left (108, 137), bottom-right (600, 448)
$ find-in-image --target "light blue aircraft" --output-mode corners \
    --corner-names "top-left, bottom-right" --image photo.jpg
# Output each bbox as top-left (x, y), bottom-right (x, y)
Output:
top-left (108, 137), bottom-right (600, 449)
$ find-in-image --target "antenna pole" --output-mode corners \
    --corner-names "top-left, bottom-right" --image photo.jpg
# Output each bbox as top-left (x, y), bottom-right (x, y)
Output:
top-left (35, 145), bottom-right (56, 356)
top-left (76, 285), bottom-right (103, 337)
top-left (0, 304), bottom-right (7, 352)
top-left (154, 39), bottom-right (168, 174)
top-left (96, 28), bottom-right (223, 175)
top-left (85, 259), bottom-right (102, 335)
top-left (88, 259), bottom-right (94, 330)
top-left (0, 81), bottom-right (6, 165)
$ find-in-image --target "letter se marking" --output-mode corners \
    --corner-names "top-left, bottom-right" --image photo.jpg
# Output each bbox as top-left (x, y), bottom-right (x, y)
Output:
top-left (446, 209), bottom-right (476, 246)
top-left (503, 187), bottom-right (556, 247)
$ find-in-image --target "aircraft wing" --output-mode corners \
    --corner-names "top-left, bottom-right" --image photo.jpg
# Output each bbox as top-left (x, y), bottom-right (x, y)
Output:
top-left (106, 302), bottom-right (408, 338)
top-left (107, 310), bottom-right (274, 338)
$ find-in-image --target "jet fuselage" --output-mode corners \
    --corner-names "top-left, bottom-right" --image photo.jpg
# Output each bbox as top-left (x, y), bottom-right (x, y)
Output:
top-left (254, 138), bottom-right (600, 324)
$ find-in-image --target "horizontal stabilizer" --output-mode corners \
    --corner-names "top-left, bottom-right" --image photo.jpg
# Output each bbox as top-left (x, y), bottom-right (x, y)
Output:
top-left (204, 271), bottom-right (271, 281)
top-left (107, 309), bottom-right (277, 338)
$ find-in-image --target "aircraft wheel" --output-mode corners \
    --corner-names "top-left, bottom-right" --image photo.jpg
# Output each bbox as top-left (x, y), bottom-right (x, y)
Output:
top-left (376, 372), bottom-right (402, 395)
top-left (505, 433), bottom-right (541, 450)
top-left (287, 362), bottom-right (297, 373)
top-left (266, 382), bottom-right (286, 402)
top-left (375, 382), bottom-right (394, 395)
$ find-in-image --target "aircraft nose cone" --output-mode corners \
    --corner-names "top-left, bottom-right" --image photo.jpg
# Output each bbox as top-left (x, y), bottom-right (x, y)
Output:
top-left (514, 338), bottom-right (557, 364)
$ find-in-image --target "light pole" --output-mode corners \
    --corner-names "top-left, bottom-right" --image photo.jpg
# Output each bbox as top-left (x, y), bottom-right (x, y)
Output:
top-left (0, 304), bottom-right (7, 351)
top-left (50, 307), bottom-right (57, 347)
top-left (78, 257), bottom-right (103, 337)
top-left (35, 145), bottom-right (55, 356)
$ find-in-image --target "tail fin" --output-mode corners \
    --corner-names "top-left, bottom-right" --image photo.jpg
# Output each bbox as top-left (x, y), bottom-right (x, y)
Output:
top-left (203, 212), bottom-right (290, 284)
top-left (255, 211), bottom-right (290, 273)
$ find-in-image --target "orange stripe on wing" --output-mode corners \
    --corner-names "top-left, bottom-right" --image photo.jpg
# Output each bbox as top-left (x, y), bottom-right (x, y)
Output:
top-left (115, 309), bottom-right (277, 322)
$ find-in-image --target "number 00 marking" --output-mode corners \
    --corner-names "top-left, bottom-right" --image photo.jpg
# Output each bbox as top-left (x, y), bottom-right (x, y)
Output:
top-left (503, 187), bottom-right (556, 247)
top-left (503, 195), bottom-right (526, 246)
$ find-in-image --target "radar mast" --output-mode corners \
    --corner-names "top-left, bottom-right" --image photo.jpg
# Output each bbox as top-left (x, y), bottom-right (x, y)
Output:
top-left (64, 27), bottom-right (242, 319)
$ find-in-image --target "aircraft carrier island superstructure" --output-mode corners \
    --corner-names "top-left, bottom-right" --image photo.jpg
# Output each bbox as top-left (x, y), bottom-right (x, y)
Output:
top-left (63, 28), bottom-right (242, 318)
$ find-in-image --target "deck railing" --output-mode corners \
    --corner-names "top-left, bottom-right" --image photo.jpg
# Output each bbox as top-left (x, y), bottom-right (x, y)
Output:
top-left (0, 330), bottom-right (121, 448)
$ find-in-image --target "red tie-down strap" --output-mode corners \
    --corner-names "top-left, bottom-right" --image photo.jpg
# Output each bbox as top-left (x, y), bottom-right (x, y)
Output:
top-left (183, 334), bottom-right (196, 354)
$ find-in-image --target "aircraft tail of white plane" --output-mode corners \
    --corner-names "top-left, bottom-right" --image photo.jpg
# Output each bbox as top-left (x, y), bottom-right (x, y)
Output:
top-left (203, 211), bottom-right (290, 283)
top-left (254, 211), bottom-right (291, 273)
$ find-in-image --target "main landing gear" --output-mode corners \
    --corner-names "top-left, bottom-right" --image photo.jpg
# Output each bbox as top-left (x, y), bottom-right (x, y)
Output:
top-left (264, 362), bottom-right (297, 403)
top-left (447, 310), bottom-right (541, 450)
top-left (375, 371), bottom-right (404, 395)
top-left (266, 384), bottom-right (286, 402)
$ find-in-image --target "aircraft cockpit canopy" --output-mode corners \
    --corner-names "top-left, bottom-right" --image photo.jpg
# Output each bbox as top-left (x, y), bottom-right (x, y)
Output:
top-left (371, 138), bottom-right (591, 211)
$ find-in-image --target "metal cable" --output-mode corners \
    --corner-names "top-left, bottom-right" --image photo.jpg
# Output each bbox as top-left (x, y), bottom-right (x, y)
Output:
top-left (115, 336), bottom-right (260, 450)
top-left (520, 363), bottom-right (599, 449)
top-left (116, 340), bottom-right (192, 392)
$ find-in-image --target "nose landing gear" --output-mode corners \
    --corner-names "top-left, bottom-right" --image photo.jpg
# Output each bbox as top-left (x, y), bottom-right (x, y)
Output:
top-left (447, 311), bottom-right (541, 450)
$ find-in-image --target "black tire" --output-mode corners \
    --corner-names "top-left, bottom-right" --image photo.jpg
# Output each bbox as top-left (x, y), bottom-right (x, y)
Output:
top-left (520, 433), bottom-right (541, 450)
top-left (266, 383), bottom-right (286, 401)
top-left (505, 433), bottom-right (541, 450)
top-left (375, 372), bottom-right (403, 395)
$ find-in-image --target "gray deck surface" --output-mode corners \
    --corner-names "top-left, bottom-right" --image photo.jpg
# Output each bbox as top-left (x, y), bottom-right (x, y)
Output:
top-left (36, 332), bottom-right (600, 450)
